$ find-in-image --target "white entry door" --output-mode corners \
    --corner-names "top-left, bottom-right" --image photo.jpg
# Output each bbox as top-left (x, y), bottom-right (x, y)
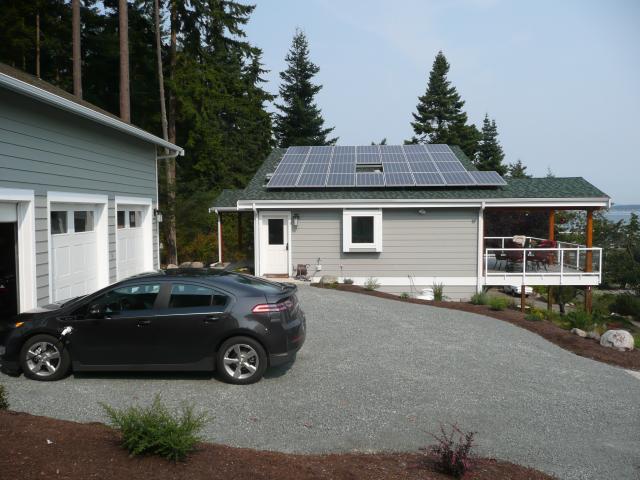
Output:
top-left (260, 213), bottom-right (290, 275)
top-left (116, 204), bottom-right (150, 280)
top-left (50, 204), bottom-right (99, 301)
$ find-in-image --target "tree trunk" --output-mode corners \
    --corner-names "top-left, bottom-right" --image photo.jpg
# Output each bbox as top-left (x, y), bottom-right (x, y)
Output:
top-left (35, 11), bottom-right (40, 78)
top-left (72, 0), bottom-right (82, 97)
top-left (154, 0), bottom-right (168, 142)
top-left (163, 0), bottom-right (178, 265)
top-left (118, 0), bottom-right (130, 122)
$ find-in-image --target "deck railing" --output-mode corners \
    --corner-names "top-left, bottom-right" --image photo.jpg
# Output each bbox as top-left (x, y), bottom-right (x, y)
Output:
top-left (483, 236), bottom-right (602, 284)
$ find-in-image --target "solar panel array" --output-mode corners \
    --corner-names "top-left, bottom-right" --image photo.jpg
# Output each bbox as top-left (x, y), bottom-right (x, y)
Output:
top-left (266, 144), bottom-right (507, 189)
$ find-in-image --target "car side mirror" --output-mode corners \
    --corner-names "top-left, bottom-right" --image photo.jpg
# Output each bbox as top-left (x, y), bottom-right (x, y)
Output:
top-left (88, 304), bottom-right (106, 319)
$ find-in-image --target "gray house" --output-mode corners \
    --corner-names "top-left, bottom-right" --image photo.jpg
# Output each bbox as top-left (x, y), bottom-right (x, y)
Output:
top-left (212, 145), bottom-right (609, 301)
top-left (0, 64), bottom-right (182, 316)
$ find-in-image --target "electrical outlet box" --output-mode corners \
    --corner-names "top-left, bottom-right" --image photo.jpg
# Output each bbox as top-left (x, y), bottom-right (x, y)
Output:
top-left (316, 264), bottom-right (322, 271)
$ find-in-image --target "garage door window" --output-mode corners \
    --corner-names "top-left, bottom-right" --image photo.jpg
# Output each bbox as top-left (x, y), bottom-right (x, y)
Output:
top-left (129, 211), bottom-right (142, 228)
top-left (50, 211), bottom-right (68, 234)
top-left (74, 211), bottom-right (94, 233)
top-left (117, 211), bottom-right (125, 229)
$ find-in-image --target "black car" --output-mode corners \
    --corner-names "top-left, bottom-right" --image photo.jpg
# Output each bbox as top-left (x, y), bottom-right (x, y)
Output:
top-left (0, 269), bottom-right (305, 385)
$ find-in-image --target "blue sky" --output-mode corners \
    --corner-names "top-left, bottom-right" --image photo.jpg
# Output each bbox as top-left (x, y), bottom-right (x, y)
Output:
top-left (243, 0), bottom-right (640, 204)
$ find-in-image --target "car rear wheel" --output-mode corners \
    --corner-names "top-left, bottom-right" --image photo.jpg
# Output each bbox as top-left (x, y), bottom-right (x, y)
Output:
top-left (217, 336), bottom-right (267, 385)
top-left (20, 334), bottom-right (71, 381)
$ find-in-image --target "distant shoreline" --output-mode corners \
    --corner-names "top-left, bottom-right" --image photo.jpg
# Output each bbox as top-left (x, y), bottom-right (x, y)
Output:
top-left (606, 204), bottom-right (639, 223)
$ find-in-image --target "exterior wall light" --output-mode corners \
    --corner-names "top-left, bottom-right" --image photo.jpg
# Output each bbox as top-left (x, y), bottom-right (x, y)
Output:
top-left (154, 208), bottom-right (163, 222)
top-left (292, 213), bottom-right (300, 227)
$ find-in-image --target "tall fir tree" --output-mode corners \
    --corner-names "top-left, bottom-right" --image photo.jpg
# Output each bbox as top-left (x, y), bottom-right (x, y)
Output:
top-left (410, 51), bottom-right (479, 159)
top-left (274, 29), bottom-right (336, 147)
top-left (475, 114), bottom-right (506, 174)
top-left (506, 159), bottom-right (530, 178)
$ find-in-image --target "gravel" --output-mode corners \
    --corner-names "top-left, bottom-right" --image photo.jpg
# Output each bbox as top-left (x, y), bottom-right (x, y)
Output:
top-left (2, 286), bottom-right (639, 480)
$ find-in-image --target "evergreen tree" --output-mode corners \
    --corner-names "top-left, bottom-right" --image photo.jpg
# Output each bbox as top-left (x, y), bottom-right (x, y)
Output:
top-left (410, 51), bottom-right (480, 158)
top-left (274, 29), bottom-right (336, 147)
top-left (506, 159), bottom-right (530, 178)
top-left (475, 114), bottom-right (506, 174)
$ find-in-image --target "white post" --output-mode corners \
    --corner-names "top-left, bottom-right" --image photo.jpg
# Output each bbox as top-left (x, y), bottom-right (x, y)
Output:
top-left (217, 212), bottom-right (222, 264)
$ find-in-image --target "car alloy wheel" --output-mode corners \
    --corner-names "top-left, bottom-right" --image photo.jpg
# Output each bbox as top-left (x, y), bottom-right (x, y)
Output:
top-left (25, 341), bottom-right (62, 377)
top-left (222, 343), bottom-right (260, 380)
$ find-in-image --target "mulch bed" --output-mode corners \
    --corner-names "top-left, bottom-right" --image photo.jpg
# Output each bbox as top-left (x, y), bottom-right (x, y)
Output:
top-left (0, 410), bottom-right (555, 480)
top-left (312, 284), bottom-right (640, 371)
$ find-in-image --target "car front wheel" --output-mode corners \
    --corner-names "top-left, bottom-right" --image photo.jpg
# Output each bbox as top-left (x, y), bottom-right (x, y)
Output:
top-left (217, 336), bottom-right (267, 385)
top-left (19, 334), bottom-right (71, 381)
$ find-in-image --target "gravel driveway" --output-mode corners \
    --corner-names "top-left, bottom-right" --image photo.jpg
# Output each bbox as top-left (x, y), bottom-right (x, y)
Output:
top-left (2, 286), bottom-right (640, 480)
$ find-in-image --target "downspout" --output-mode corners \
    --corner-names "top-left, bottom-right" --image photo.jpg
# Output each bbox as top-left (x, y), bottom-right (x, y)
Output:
top-left (476, 202), bottom-right (486, 293)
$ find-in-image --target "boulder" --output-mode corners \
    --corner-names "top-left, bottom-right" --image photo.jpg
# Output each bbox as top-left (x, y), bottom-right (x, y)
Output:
top-left (179, 261), bottom-right (192, 268)
top-left (166, 264), bottom-right (178, 269)
top-left (319, 275), bottom-right (338, 284)
top-left (586, 331), bottom-right (601, 341)
top-left (191, 261), bottom-right (204, 268)
top-left (600, 330), bottom-right (634, 351)
top-left (571, 328), bottom-right (587, 338)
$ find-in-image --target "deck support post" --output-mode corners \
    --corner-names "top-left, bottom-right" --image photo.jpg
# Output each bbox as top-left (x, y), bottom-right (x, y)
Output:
top-left (521, 285), bottom-right (526, 313)
top-left (217, 212), bottom-right (223, 263)
top-left (584, 209), bottom-right (593, 313)
top-left (547, 209), bottom-right (555, 312)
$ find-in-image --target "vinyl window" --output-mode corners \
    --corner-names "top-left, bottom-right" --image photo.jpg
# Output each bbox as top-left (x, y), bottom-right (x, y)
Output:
top-left (342, 209), bottom-right (382, 252)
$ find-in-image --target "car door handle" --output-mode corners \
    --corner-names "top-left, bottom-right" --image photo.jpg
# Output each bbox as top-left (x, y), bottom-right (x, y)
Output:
top-left (203, 315), bottom-right (222, 324)
top-left (137, 319), bottom-right (152, 327)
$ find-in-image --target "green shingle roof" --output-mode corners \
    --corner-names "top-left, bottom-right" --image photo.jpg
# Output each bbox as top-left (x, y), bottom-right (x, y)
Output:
top-left (212, 147), bottom-right (609, 208)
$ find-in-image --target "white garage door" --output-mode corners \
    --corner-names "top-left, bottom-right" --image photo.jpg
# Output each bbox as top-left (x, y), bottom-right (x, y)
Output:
top-left (116, 205), bottom-right (149, 280)
top-left (50, 204), bottom-right (99, 302)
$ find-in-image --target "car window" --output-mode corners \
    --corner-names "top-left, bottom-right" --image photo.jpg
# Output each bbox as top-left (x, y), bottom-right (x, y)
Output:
top-left (168, 283), bottom-right (229, 309)
top-left (84, 283), bottom-right (161, 315)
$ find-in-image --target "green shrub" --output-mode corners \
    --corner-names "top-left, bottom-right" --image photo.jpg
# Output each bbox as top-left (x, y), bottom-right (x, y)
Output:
top-left (564, 310), bottom-right (605, 332)
top-left (470, 292), bottom-right (489, 305)
top-left (610, 294), bottom-right (640, 318)
top-left (102, 396), bottom-right (207, 461)
top-left (364, 277), bottom-right (380, 291)
top-left (635, 335), bottom-right (640, 350)
top-left (433, 282), bottom-right (444, 301)
top-left (400, 292), bottom-right (410, 299)
top-left (525, 308), bottom-right (545, 321)
top-left (488, 296), bottom-right (509, 311)
top-left (343, 278), bottom-right (354, 285)
top-left (0, 384), bottom-right (8, 410)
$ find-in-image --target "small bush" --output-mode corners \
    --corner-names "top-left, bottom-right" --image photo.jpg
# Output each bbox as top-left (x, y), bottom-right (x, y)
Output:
top-left (0, 384), bottom-right (9, 410)
top-left (433, 282), bottom-right (444, 301)
top-left (611, 294), bottom-right (640, 318)
top-left (400, 292), bottom-right (410, 299)
top-left (470, 292), bottom-right (489, 305)
top-left (525, 308), bottom-right (545, 321)
top-left (102, 396), bottom-right (207, 461)
top-left (635, 335), bottom-right (640, 349)
top-left (364, 277), bottom-right (380, 291)
top-left (423, 424), bottom-right (476, 478)
top-left (565, 310), bottom-right (601, 332)
top-left (343, 278), bottom-right (354, 285)
top-left (488, 296), bottom-right (509, 311)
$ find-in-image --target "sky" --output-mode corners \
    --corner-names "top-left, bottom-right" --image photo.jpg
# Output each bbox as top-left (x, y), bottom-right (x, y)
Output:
top-left (242, 0), bottom-right (640, 204)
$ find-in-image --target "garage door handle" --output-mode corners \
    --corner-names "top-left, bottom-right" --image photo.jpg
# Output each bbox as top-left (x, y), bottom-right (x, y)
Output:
top-left (137, 319), bottom-right (152, 327)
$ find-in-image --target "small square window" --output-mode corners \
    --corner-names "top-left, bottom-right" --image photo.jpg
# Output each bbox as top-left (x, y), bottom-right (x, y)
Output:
top-left (74, 211), bottom-right (94, 232)
top-left (129, 210), bottom-right (142, 228)
top-left (50, 211), bottom-right (67, 235)
top-left (351, 216), bottom-right (374, 244)
top-left (117, 211), bottom-right (125, 229)
top-left (343, 209), bottom-right (382, 252)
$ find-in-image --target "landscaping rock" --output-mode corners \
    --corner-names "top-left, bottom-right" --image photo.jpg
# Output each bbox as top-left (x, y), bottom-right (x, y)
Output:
top-left (179, 261), bottom-right (193, 268)
top-left (600, 330), bottom-right (634, 351)
top-left (191, 261), bottom-right (204, 268)
top-left (166, 264), bottom-right (178, 269)
top-left (319, 275), bottom-right (338, 284)
top-left (571, 328), bottom-right (587, 338)
top-left (587, 331), bottom-right (601, 341)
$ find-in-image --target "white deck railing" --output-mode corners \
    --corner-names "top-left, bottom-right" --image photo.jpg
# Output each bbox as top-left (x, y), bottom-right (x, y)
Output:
top-left (483, 236), bottom-right (602, 286)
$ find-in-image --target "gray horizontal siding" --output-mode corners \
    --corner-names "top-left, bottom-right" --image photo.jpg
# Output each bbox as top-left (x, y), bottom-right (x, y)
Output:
top-left (380, 285), bottom-right (477, 301)
top-left (0, 89), bottom-right (159, 305)
top-left (290, 208), bottom-right (480, 296)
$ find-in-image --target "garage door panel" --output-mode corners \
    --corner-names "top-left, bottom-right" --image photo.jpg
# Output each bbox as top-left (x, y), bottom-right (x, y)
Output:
top-left (116, 204), bottom-right (149, 280)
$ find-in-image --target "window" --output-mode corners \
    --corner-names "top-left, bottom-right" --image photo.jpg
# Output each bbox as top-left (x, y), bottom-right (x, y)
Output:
top-left (87, 283), bottom-right (161, 314)
top-left (169, 283), bottom-right (228, 309)
top-left (50, 211), bottom-right (67, 234)
top-left (268, 218), bottom-right (284, 245)
top-left (117, 211), bottom-right (125, 229)
top-left (74, 211), bottom-right (94, 232)
top-left (342, 209), bottom-right (382, 252)
top-left (129, 210), bottom-right (142, 228)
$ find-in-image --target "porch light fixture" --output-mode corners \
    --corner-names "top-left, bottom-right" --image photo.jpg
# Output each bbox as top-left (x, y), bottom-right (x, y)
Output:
top-left (418, 209), bottom-right (427, 215)
top-left (292, 213), bottom-right (300, 227)
top-left (154, 208), bottom-right (163, 222)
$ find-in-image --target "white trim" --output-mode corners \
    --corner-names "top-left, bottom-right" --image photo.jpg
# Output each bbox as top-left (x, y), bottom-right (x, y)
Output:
top-left (314, 276), bottom-right (479, 286)
top-left (476, 203), bottom-right (485, 293)
top-left (253, 208), bottom-right (260, 276)
top-left (0, 187), bottom-right (37, 312)
top-left (258, 211), bottom-right (291, 276)
top-left (47, 191), bottom-right (110, 301)
top-left (0, 72), bottom-right (183, 155)
top-left (342, 209), bottom-right (383, 253)
top-left (114, 196), bottom-right (154, 280)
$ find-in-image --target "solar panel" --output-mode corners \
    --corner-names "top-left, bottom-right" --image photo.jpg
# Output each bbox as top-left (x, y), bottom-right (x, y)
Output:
top-left (440, 171), bottom-right (475, 185)
top-left (413, 172), bottom-right (445, 185)
top-left (326, 173), bottom-right (355, 186)
top-left (469, 171), bottom-right (507, 186)
top-left (297, 173), bottom-right (328, 187)
top-left (384, 172), bottom-right (414, 186)
top-left (267, 145), bottom-right (507, 189)
top-left (435, 161), bottom-right (466, 173)
top-left (356, 153), bottom-right (382, 164)
top-left (356, 172), bottom-right (384, 186)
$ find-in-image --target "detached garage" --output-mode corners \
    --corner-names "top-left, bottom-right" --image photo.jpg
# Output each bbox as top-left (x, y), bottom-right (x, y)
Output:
top-left (0, 63), bottom-right (183, 315)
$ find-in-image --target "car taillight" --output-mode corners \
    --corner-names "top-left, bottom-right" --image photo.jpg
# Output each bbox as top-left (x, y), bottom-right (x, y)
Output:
top-left (252, 300), bottom-right (293, 313)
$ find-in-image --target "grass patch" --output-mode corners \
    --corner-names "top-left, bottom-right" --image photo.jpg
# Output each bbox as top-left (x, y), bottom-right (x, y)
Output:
top-left (488, 296), bottom-right (509, 311)
top-left (364, 277), bottom-right (380, 291)
top-left (101, 395), bottom-right (207, 461)
top-left (432, 282), bottom-right (444, 301)
top-left (470, 292), bottom-right (489, 305)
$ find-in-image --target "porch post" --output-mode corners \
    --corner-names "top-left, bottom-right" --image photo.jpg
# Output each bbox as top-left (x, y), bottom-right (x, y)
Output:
top-left (217, 212), bottom-right (223, 263)
top-left (584, 209), bottom-right (593, 313)
top-left (547, 209), bottom-right (555, 311)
